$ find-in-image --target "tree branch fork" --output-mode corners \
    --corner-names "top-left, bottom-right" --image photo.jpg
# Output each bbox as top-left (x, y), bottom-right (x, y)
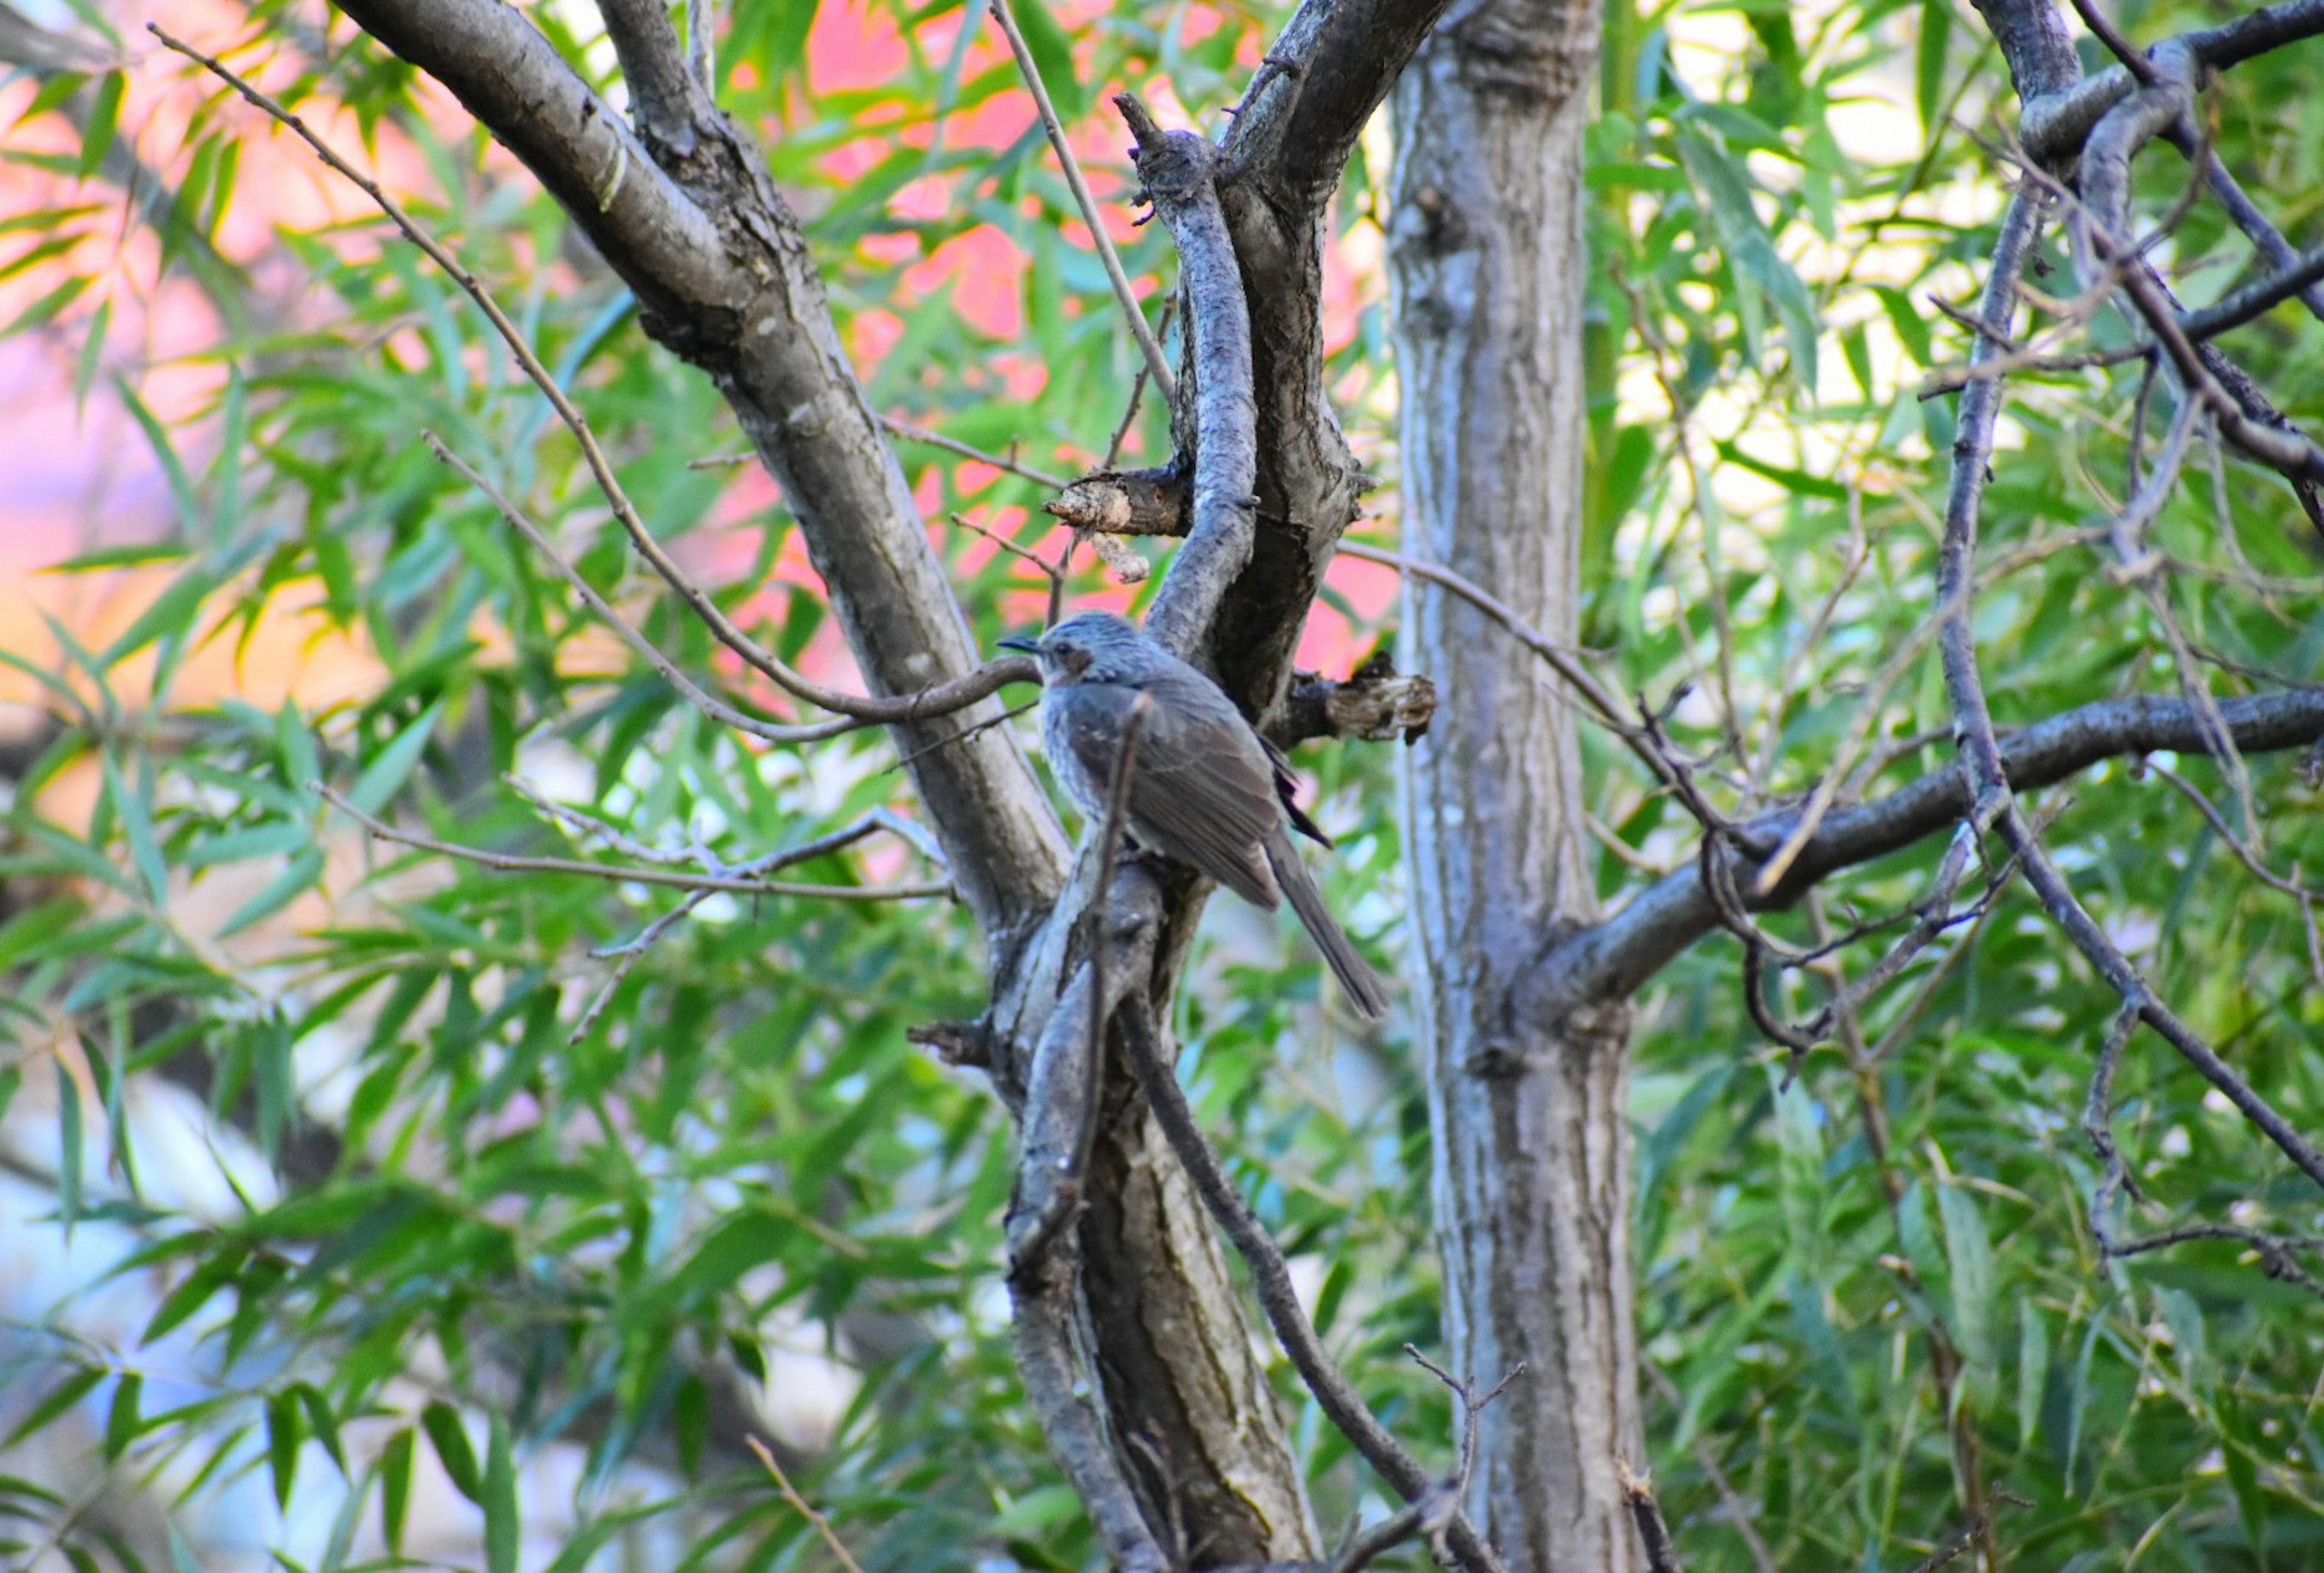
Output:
top-left (146, 0), bottom-right (2324, 1565)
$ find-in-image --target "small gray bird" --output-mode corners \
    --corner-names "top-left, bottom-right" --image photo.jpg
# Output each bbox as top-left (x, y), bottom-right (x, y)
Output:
top-left (1001, 611), bottom-right (1391, 1020)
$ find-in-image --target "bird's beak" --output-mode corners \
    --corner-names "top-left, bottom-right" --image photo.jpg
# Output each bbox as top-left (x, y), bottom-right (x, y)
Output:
top-left (997, 634), bottom-right (1041, 654)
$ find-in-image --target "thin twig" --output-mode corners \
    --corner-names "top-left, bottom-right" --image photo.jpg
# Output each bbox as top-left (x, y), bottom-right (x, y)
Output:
top-left (1617, 1457), bottom-right (1687, 1573)
top-left (153, 24), bottom-right (1022, 729)
top-left (881, 415), bottom-right (1072, 489)
top-left (745, 1437), bottom-right (867, 1573)
top-left (1115, 999), bottom-right (1511, 1573)
top-left (424, 432), bottom-right (861, 745)
top-left (985, 0), bottom-right (1175, 401)
top-left (313, 781), bottom-right (951, 901)
top-left (1105, 297), bottom-right (1176, 467)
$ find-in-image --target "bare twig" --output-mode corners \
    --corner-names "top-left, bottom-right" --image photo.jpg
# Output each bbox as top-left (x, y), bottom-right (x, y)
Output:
top-left (985, 0), bottom-right (1175, 402)
top-left (1104, 297), bottom-right (1176, 468)
top-left (2182, 240), bottom-right (2324, 341)
top-left (746, 1437), bottom-right (867, 1573)
top-left (880, 415), bottom-right (1070, 489)
top-left (1932, 185), bottom-right (2324, 1201)
top-left (1641, 1361), bottom-right (1782, 1573)
top-left (1617, 1457), bottom-right (1686, 1573)
top-left (312, 781), bottom-right (951, 901)
top-left (1905, 1492), bottom-right (2032, 1573)
top-left (424, 433), bottom-right (858, 744)
top-left (153, 24), bottom-right (1027, 730)
top-left (1115, 997), bottom-right (1511, 1573)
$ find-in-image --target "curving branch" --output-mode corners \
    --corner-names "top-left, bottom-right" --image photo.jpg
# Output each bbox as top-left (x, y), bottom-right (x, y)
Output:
top-left (1548, 687), bottom-right (2324, 1007)
top-left (1116, 94), bottom-right (1259, 658)
top-left (1117, 997), bottom-right (1510, 1573)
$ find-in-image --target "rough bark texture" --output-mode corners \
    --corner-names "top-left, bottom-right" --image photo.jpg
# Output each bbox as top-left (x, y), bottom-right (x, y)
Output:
top-left (330, 0), bottom-right (1068, 935)
top-left (1390, 3), bottom-right (1640, 1571)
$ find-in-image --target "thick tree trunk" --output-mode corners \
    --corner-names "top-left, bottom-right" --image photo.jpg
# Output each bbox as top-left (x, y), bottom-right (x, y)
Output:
top-left (1390, 4), bottom-right (1640, 1571)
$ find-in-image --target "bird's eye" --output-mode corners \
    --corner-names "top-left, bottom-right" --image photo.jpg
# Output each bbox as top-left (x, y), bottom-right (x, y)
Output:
top-left (1059, 645), bottom-right (1094, 677)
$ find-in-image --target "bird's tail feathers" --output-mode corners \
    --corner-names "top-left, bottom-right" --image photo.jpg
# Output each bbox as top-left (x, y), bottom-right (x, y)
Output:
top-left (1266, 836), bottom-right (1391, 1021)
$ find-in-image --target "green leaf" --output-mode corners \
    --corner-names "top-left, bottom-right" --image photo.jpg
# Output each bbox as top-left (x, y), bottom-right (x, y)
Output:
top-left (1771, 1071), bottom-right (1822, 1273)
top-left (483, 1412), bottom-right (519, 1573)
top-left (991, 1483), bottom-right (1083, 1536)
top-left (110, 375), bottom-right (199, 531)
top-left (1916, 0), bottom-right (1952, 131)
top-left (77, 70), bottom-right (123, 179)
top-left (7, 1366), bottom-right (103, 1447)
top-left (102, 1373), bottom-right (141, 1462)
top-left (98, 564), bottom-right (217, 670)
top-left (1936, 1182), bottom-right (1997, 1383)
top-left (2017, 1299), bottom-right (2047, 1445)
top-left (42, 541), bottom-right (186, 575)
top-left (266, 1388), bottom-right (301, 1509)
top-left (55, 1068), bottom-right (83, 1230)
top-left (421, 1401), bottom-right (481, 1504)
top-left (0, 276), bottom-right (90, 339)
top-left (0, 897), bottom-right (87, 969)
top-left (99, 753), bottom-right (168, 905)
top-left (673, 1373), bottom-right (709, 1479)
top-left (346, 702), bottom-right (444, 816)
top-left (142, 1249), bottom-right (243, 1344)
top-left (1008, 0), bottom-right (1087, 119)
top-left (378, 1428), bottom-right (414, 1555)
top-left (217, 847), bottom-right (325, 940)
top-left (294, 1384), bottom-right (346, 1472)
top-left (183, 822), bottom-right (310, 870)
top-left (72, 297), bottom-right (110, 412)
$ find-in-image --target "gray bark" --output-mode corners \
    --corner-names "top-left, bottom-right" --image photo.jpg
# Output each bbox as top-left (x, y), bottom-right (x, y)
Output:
top-left (316, 0), bottom-right (1461, 1562)
top-left (1390, 4), bottom-right (1640, 1571)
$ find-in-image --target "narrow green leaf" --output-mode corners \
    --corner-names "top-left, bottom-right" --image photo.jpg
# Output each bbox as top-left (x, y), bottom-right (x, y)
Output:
top-left (253, 1016), bottom-right (295, 1163)
top-left (378, 1428), bottom-right (413, 1555)
top-left (483, 1413), bottom-right (519, 1573)
top-left (217, 847), bottom-right (325, 939)
top-left (42, 541), bottom-right (185, 576)
top-left (278, 703), bottom-right (323, 796)
top-left (209, 369), bottom-right (246, 544)
top-left (99, 754), bottom-right (168, 905)
top-left (1937, 1183), bottom-right (1997, 1380)
top-left (295, 1384), bottom-right (345, 1473)
top-left (1009, 0), bottom-right (1088, 120)
top-left (77, 71), bottom-right (123, 179)
top-left (98, 565), bottom-right (217, 669)
top-left (1714, 440), bottom-right (1849, 501)
top-left (56, 1068), bottom-right (84, 1229)
top-left (347, 702), bottom-right (444, 816)
top-left (422, 1401), bottom-right (481, 1504)
top-left (266, 1388), bottom-right (301, 1509)
top-left (183, 822), bottom-right (310, 870)
top-left (1915, 0), bottom-right (1952, 131)
top-left (1771, 1071), bottom-right (1822, 1273)
top-left (2016, 1300), bottom-right (2047, 1445)
top-left (673, 1374), bottom-right (708, 1479)
top-left (110, 375), bottom-right (198, 530)
top-left (142, 1249), bottom-right (242, 1344)
top-left (1, 275), bottom-right (90, 340)
top-left (6, 1366), bottom-right (103, 1447)
top-left (103, 1373), bottom-right (142, 1462)
top-left (0, 896), bottom-right (87, 968)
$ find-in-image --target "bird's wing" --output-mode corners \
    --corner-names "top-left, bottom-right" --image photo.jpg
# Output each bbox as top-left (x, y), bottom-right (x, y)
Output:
top-left (1260, 735), bottom-right (1333, 849)
top-left (1055, 680), bottom-right (1282, 908)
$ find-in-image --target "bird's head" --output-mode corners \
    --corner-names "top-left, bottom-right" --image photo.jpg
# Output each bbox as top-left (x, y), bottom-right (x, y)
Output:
top-left (998, 611), bottom-right (1146, 686)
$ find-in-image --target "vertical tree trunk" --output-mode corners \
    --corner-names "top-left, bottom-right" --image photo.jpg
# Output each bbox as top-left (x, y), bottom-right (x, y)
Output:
top-left (1390, 5), bottom-right (1640, 1570)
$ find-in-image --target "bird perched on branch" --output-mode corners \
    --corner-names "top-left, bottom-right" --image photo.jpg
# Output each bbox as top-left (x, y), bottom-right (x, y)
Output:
top-left (1000, 611), bottom-right (1391, 1020)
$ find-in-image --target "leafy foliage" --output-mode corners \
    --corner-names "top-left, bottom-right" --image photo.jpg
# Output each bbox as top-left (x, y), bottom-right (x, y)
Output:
top-left (0, 0), bottom-right (2319, 1567)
